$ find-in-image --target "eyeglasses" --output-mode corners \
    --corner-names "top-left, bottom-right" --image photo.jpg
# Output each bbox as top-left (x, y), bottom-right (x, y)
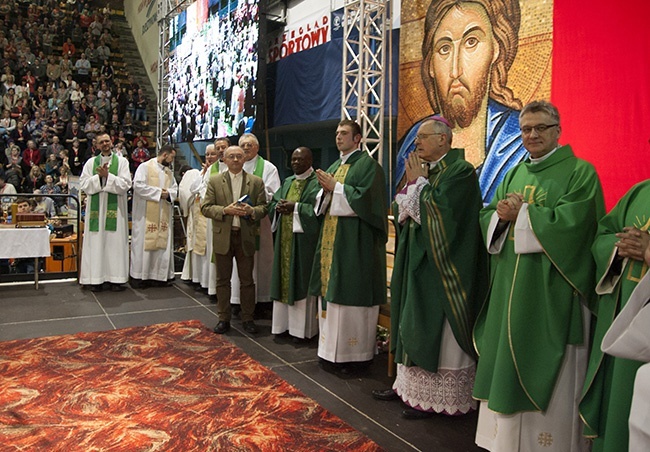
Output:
top-left (414, 132), bottom-right (444, 141)
top-left (520, 124), bottom-right (558, 135)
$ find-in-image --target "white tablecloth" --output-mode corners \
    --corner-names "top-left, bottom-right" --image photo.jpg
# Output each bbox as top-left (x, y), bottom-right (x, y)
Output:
top-left (0, 228), bottom-right (51, 259)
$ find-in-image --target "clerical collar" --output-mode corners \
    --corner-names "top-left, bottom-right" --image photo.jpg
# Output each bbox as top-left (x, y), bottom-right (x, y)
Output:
top-left (295, 167), bottom-right (314, 180)
top-left (530, 146), bottom-right (559, 164)
top-left (340, 149), bottom-right (359, 163)
top-left (423, 152), bottom-right (447, 170)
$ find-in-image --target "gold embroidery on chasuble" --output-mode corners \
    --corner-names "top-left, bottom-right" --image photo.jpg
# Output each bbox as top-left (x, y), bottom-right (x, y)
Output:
top-left (280, 179), bottom-right (306, 303)
top-left (320, 164), bottom-right (351, 311)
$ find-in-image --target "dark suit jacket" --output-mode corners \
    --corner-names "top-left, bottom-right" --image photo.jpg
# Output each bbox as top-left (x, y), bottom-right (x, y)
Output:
top-left (201, 170), bottom-right (268, 257)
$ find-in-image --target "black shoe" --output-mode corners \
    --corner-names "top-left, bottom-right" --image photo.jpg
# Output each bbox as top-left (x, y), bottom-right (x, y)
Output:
top-left (339, 360), bottom-right (373, 376)
top-left (130, 279), bottom-right (149, 289)
top-left (209, 295), bottom-right (217, 304)
top-left (213, 321), bottom-right (230, 334)
top-left (371, 388), bottom-right (399, 401)
top-left (401, 408), bottom-right (435, 420)
top-left (242, 321), bottom-right (258, 334)
top-left (111, 284), bottom-right (126, 292)
top-left (89, 284), bottom-right (103, 292)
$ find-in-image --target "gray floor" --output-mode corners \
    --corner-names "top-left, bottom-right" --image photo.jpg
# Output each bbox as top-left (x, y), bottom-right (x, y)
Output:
top-left (0, 278), bottom-right (482, 452)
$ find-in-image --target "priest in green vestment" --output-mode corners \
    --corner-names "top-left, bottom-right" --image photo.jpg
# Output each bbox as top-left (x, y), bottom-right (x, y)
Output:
top-left (371, 116), bottom-right (487, 419)
top-left (472, 101), bottom-right (605, 451)
top-left (580, 179), bottom-right (650, 451)
top-left (309, 119), bottom-right (388, 374)
top-left (269, 147), bottom-right (321, 341)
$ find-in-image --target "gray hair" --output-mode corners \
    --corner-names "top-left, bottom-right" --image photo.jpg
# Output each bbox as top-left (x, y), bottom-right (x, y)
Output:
top-left (519, 100), bottom-right (560, 125)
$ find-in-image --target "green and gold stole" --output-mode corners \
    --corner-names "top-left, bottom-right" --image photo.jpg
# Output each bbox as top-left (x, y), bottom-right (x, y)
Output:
top-left (280, 178), bottom-right (307, 304)
top-left (89, 153), bottom-right (119, 232)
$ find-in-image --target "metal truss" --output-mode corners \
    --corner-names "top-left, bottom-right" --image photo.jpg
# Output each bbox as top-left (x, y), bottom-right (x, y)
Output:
top-left (341, 0), bottom-right (389, 164)
top-left (156, 0), bottom-right (191, 149)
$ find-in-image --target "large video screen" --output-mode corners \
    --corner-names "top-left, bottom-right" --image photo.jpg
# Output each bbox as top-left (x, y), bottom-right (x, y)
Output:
top-left (168, 0), bottom-right (259, 143)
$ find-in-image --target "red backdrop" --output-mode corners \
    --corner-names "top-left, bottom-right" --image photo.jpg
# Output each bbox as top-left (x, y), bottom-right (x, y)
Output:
top-left (552, 0), bottom-right (650, 209)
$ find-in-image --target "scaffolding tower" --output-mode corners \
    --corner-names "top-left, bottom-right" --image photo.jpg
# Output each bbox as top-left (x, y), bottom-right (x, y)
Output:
top-left (156, 0), bottom-right (190, 149)
top-left (341, 0), bottom-right (390, 165)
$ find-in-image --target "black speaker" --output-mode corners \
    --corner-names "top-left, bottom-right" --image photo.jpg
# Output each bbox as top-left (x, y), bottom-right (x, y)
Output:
top-left (52, 245), bottom-right (64, 261)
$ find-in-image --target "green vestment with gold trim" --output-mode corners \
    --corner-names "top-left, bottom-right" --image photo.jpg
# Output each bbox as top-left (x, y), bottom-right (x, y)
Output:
top-left (309, 150), bottom-right (388, 307)
top-left (580, 179), bottom-right (650, 451)
top-left (390, 149), bottom-right (487, 372)
top-left (269, 172), bottom-right (321, 305)
top-left (473, 145), bottom-right (605, 414)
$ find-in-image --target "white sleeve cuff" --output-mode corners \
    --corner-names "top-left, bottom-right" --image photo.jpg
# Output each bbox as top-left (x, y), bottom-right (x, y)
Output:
top-left (514, 203), bottom-right (543, 254)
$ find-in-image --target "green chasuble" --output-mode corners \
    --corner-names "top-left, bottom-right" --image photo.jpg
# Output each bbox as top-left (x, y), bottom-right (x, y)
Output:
top-left (580, 179), bottom-right (650, 451)
top-left (473, 145), bottom-right (605, 414)
top-left (268, 172), bottom-right (321, 305)
top-left (309, 150), bottom-right (388, 307)
top-left (390, 149), bottom-right (487, 373)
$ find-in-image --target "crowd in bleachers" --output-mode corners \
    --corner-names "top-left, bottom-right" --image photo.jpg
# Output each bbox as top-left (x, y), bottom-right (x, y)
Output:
top-left (0, 0), bottom-right (152, 216)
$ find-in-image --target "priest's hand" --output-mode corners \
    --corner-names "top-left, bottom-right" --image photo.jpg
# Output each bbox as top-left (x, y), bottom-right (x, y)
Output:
top-left (496, 193), bottom-right (523, 222)
top-left (161, 188), bottom-right (170, 200)
top-left (316, 169), bottom-right (335, 192)
top-left (96, 162), bottom-right (109, 179)
top-left (201, 162), bottom-right (210, 175)
top-left (615, 227), bottom-right (650, 261)
top-left (276, 199), bottom-right (295, 215)
top-left (405, 152), bottom-right (428, 183)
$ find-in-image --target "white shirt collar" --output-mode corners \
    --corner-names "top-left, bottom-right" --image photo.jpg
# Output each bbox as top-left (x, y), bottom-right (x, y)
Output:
top-left (340, 149), bottom-right (359, 164)
top-left (295, 167), bottom-right (314, 180)
top-left (530, 146), bottom-right (559, 164)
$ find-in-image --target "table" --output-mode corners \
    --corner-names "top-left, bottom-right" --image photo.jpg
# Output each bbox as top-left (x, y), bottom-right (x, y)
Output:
top-left (0, 227), bottom-right (52, 289)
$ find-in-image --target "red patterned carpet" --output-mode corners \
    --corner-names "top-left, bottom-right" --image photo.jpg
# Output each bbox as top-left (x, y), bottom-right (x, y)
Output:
top-left (0, 320), bottom-right (383, 451)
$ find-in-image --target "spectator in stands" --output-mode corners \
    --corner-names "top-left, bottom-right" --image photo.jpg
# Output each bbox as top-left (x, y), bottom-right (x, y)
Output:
top-left (134, 88), bottom-right (147, 123)
top-left (100, 59), bottom-right (114, 87)
top-left (62, 38), bottom-right (76, 57)
top-left (74, 53), bottom-right (92, 83)
top-left (23, 165), bottom-right (45, 193)
top-left (46, 57), bottom-right (61, 88)
top-left (32, 189), bottom-right (57, 218)
top-left (57, 161), bottom-right (70, 194)
top-left (131, 130), bottom-right (149, 149)
top-left (59, 55), bottom-right (74, 82)
top-left (64, 120), bottom-right (87, 152)
top-left (10, 98), bottom-right (29, 120)
top-left (84, 114), bottom-right (101, 142)
top-left (47, 135), bottom-right (63, 160)
top-left (130, 139), bottom-right (150, 171)
top-left (21, 139), bottom-right (40, 173)
top-left (125, 88), bottom-right (136, 119)
top-left (45, 152), bottom-right (61, 178)
top-left (9, 119), bottom-right (30, 151)
top-left (67, 137), bottom-right (85, 176)
top-left (0, 171), bottom-right (18, 205)
top-left (0, 109), bottom-right (16, 140)
top-left (97, 44), bottom-right (111, 64)
top-left (61, 38), bottom-right (77, 57)
top-left (3, 87), bottom-right (16, 112)
top-left (70, 100), bottom-right (87, 125)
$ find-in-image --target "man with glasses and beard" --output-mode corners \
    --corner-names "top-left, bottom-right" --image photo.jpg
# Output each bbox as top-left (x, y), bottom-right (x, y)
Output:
top-left (396, 0), bottom-right (526, 204)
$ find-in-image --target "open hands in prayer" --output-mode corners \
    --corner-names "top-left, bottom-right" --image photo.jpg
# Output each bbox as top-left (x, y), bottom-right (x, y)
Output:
top-left (405, 152), bottom-right (428, 183)
top-left (316, 169), bottom-right (336, 192)
top-left (225, 201), bottom-right (252, 217)
top-left (496, 192), bottom-right (524, 222)
top-left (276, 199), bottom-right (296, 215)
top-left (615, 226), bottom-right (650, 262)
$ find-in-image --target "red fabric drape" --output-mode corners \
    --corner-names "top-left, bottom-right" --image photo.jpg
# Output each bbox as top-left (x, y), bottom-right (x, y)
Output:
top-left (552, 0), bottom-right (650, 209)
